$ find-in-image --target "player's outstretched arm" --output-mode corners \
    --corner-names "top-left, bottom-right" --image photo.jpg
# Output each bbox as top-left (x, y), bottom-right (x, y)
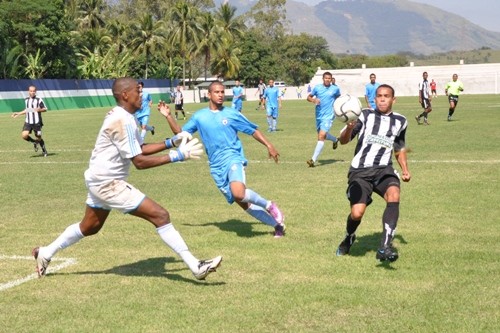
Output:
top-left (252, 129), bottom-right (280, 163)
top-left (132, 138), bottom-right (203, 169)
top-left (158, 100), bottom-right (182, 134)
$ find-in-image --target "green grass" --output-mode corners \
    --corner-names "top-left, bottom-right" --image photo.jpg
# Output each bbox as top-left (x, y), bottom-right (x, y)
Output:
top-left (0, 95), bottom-right (499, 332)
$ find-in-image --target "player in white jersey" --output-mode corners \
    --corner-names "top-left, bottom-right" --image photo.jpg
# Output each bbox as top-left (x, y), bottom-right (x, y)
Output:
top-left (336, 84), bottom-right (411, 263)
top-left (32, 77), bottom-right (222, 281)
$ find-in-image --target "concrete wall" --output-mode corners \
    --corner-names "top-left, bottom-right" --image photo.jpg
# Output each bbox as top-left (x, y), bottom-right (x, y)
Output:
top-left (307, 62), bottom-right (500, 98)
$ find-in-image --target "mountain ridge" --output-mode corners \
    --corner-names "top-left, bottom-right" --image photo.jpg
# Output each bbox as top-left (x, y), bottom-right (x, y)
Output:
top-left (216, 0), bottom-right (500, 55)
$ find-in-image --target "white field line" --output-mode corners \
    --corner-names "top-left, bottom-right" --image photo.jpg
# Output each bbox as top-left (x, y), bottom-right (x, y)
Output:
top-left (0, 159), bottom-right (499, 166)
top-left (0, 255), bottom-right (77, 292)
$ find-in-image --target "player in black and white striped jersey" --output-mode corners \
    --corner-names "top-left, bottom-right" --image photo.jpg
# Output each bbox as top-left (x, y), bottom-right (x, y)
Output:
top-left (11, 85), bottom-right (48, 156)
top-left (415, 71), bottom-right (432, 125)
top-left (336, 84), bottom-right (411, 262)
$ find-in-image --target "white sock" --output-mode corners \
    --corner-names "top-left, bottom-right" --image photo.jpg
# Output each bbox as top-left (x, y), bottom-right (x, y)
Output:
top-left (312, 141), bottom-right (325, 162)
top-left (140, 129), bottom-right (147, 140)
top-left (42, 222), bottom-right (84, 259)
top-left (157, 223), bottom-right (199, 273)
top-left (246, 204), bottom-right (277, 227)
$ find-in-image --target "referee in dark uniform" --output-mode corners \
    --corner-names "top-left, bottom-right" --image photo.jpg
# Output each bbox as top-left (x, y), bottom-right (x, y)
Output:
top-left (335, 84), bottom-right (411, 262)
top-left (11, 85), bottom-right (48, 156)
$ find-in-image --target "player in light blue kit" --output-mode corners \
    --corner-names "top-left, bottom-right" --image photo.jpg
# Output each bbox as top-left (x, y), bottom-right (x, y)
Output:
top-left (364, 73), bottom-right (380, 109)
top-left (231, 79), bottom-right (244, 112)
top-left (161, 81), bottom-right (286, 238)
top-left (263, 79), bottom-right (282, 132)
top-left (136, 82), bottom-right (155, 140)
top-left (306, 72), bottom-right (341, 167)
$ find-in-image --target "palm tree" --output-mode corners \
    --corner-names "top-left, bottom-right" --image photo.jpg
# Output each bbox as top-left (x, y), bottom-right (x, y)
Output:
top-left (215, 2), bottom-right (245, 41)
top-left (211, 39), bottom-right (241, 80)
top-left (24, 49), bottom-right (48, 79)
top-left (168, 1), bottom-right (202, 87)
top-left (77, 0), bottom-right (107, 30)
top-left (195, 12), bottom-right (224, 81)
top-left (130, 14), bottom-right (166, 79)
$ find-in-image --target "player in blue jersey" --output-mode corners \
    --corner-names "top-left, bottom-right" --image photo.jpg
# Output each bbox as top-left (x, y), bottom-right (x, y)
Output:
top-left (364, 73), bottom-right (380, 110)
top-left (160, 81), bottom-right (286, 238)
top-left (136, 82), bottom-right (155, 140)
top-left (231, 79), bottom-right (244, 112)
top-left (263, 79), bottom-right (282, 132)
top-left (306, 72), bottom-right (341, 167)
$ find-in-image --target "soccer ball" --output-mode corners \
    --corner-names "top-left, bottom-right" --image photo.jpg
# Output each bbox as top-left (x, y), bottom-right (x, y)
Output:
top-left (333, 94), bottom-right (362, 123)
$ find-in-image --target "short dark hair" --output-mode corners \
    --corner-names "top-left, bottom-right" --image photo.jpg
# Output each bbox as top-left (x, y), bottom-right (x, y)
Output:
top-left (138, 81), bottom-right (144, 87)
top-left (323, 72), bottom-right (332, 78)
top-left (208, 81), bottom-right (224, 92)
top-left (376, 84), bottom-right (395, 97)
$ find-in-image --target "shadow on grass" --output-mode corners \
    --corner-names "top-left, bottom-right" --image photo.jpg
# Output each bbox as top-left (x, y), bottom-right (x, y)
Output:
top-left (185, 219), bottom-right (271, 238)
top-left (346, 232), bottom-right (408, 270)
top-left (54, 257), bottom-right (225, 285)
top-left (317, 158), bottom-right (346, 166)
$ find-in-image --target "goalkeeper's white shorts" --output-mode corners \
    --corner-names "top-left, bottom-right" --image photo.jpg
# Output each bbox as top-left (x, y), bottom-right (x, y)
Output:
top-left (86, 179), bottom-right (146, 214)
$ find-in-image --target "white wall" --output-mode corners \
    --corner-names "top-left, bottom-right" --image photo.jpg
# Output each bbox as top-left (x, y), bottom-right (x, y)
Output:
top-left (180, 63), bottom-right (500, 103)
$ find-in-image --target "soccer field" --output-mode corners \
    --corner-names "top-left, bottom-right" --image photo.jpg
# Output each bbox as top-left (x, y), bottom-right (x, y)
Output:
top-left (0, 95), bottom-right (499, 332)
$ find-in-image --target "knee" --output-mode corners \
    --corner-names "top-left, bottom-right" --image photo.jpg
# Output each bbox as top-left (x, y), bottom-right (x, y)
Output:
top-left (80, 223), bottom-right (103, 236)
top-left (350, 207), bottom-right (365, 221)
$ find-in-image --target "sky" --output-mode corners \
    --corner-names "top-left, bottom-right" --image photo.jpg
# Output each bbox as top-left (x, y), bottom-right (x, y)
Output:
top-left (297, 0), bottom-right (500, 33)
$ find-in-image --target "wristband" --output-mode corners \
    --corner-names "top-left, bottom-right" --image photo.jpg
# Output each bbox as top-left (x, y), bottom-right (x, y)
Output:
top-left (165, 138), bottom-right (175, 149)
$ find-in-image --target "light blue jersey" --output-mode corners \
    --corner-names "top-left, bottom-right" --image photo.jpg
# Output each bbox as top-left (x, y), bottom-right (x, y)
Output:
top-left (182, 107), bottom-right (257, 202)
top-left (310, 84), bottom-right (341, 120)
top-left (365, 82), bottom-right (380, 109)
top-left (264, 86), bottom-right (280, 108)
top-left (136, 91), bottom-right (152, 119)
top-left (232, 86), bottom-right (244, 111)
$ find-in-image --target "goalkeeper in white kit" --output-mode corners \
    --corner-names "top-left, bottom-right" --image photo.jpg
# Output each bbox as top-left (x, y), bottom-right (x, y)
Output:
top-left (32, 77), bottom-right (222, 281)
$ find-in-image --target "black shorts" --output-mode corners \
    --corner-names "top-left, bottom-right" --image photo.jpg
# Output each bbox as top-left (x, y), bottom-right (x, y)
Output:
top-left (175, 104), bottom-right (184, 111)
top-left (448, 94), bottom-right (459, 105)
top-left (420, 98), bottom-right (431, 109)
top-left (346, 166), bottom-right (401, 206)
top-left (23, 122), bottom-right (43, 135)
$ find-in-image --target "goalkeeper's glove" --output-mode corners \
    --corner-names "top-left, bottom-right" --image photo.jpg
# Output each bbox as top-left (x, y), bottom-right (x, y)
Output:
top-left (165, 131), bottom-right (192, 149)
top-left (168, 138), bottom-right (203, 163)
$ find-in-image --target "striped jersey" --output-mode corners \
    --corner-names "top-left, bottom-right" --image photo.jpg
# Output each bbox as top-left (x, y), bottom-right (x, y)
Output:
top-left (349, 108), bottom-right (408, 170)
top-left (24, 96), bottom-right (46, 125)
top-left (419, 79), bottom-right (430, 99)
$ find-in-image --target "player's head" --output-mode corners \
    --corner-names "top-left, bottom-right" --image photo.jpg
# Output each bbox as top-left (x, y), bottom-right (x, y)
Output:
top-left (375, 84), bottom-right (396, 114)
top-left (268, 79), bottom-right (274, 87)
top-left (208, 81), bottom-right (225, 108)
top-left (112, 77), bottom-right (141, 112)
top-left (369, 73), bottom-right (376, 83)
top-left (452, 74), bottom-right (458, 81)
top-left (176, 85), bottom-right (181, 91)
top-left (28, 85), bottom-right (37, 98)
top-left (322, 72), bottom-right (333, 86)
top-left (235, 79), bottom-right (240, 86)
top-left (423, 72), bottom-right (428, 79)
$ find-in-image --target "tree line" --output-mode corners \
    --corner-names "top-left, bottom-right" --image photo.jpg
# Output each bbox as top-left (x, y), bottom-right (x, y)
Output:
top-left (0, 0), bottom-right (408, 87)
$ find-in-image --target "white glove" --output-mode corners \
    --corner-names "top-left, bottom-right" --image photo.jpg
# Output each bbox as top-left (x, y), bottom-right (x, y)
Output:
top-left (173, 131), bottom-right (192, 147)
top-left (165, 131), bottom-right (192, 149)
top-left (168, 138), bottom-right (203, 162)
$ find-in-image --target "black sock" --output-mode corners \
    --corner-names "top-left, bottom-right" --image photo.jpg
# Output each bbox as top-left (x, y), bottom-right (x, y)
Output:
top-left (449, 109), bottom-right (455, 116)
top-left (39, 139), bottom-right (46, 152)
top-left (26, 137), bottom-right (35, 143)
top-left (346, 214), bottom-right (361, 236)
top-left (419, 112), bottom-right (426, 119)
top-left (381, 202), bottom-right (399, 247)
